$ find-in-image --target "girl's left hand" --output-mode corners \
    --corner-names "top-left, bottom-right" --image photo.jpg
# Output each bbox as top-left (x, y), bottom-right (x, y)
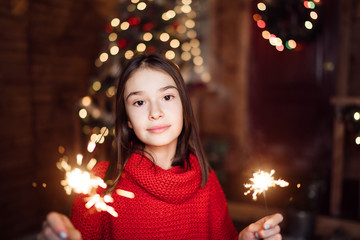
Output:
top-left (238, 213), bottom-right (283, 240)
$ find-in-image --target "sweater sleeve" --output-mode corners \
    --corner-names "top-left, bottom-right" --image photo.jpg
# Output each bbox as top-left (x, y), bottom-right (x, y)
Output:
top-left (209, 170), bottom-right (239, 240)
top-left (70, 162), bottom-right (111, 240)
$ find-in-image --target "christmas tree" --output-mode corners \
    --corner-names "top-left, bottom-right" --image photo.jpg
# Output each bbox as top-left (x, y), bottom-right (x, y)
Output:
top-left (76, 0), bottom-right (206, 162)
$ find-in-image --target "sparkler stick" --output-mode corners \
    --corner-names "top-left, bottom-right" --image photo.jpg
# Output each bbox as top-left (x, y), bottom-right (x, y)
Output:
top-left (57, 127), bottom-right (135, 217)
top-left (244, 169), bottom-right (289, 212)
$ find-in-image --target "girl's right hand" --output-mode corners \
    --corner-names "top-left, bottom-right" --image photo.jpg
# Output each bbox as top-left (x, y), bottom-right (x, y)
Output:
top-left (37, 212), bottom-right (82, 240)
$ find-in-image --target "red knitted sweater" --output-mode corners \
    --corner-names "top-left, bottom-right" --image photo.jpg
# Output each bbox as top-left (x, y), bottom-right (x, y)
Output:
top-left (71, 153), bottom-right (238, 239)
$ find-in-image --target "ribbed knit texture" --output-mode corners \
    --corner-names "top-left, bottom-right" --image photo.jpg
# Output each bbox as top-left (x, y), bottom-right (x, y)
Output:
top-left (71, 153), bottom-right (238, 240)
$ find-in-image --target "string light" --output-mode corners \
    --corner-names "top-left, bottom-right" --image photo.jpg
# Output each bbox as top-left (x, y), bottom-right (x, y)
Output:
top-left (253, 0), bottom-right (321, 51)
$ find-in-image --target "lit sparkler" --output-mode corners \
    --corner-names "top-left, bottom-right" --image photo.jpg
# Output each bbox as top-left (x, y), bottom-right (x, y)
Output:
top-left (244, 169), bottom-right (289, 200)
top-left (56, 128), bottom-right (135, 217)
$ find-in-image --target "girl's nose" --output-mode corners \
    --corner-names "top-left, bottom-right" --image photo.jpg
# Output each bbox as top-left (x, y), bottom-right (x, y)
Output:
top-left (148, 102), bottom-right (163, 120)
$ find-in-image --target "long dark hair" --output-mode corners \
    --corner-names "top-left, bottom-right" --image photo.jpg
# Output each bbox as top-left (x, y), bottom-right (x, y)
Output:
top-left (104, 53), bottom-right (210, 192)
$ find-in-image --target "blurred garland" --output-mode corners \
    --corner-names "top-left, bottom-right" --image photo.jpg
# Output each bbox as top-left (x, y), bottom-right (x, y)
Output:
top-left (253, 0), bottom-right (321, 51)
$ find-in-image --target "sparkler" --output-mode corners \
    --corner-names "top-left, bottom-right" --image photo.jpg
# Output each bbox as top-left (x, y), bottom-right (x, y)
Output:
top-left (57, 128), bottom-right (135, 217)
top-left (244, 169), bottom-right (289, 211)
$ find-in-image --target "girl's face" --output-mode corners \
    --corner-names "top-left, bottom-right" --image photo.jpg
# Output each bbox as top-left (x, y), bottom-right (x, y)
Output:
top-left (124, 67), bottom-right (183, 154)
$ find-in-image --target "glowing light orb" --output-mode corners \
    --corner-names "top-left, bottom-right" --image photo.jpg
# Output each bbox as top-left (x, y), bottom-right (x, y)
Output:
top-left (244, 169), bottom-right (289, 200)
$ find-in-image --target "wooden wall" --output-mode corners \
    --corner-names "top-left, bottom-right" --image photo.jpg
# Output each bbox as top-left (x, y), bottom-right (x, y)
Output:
top-left (0, 0), bottom-right (116, 238)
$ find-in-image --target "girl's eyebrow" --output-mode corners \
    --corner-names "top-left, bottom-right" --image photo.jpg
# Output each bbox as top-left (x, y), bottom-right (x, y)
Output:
top-left (125, 91), bottom-right (142, 101)
top-left (160, 85), bottom-right (178, 92)
top-left (125, 85), bottom-right (178, 101)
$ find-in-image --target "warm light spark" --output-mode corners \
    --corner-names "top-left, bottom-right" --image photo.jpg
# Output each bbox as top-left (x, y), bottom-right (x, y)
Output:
top-left (116, 189), bottom-right (135, 199)
top-left (58, 157), bottom-right (119, 217)
top-left (85, 194), bottom-right (118, 217)
top-left (244, 169), bottom-right (289, 200)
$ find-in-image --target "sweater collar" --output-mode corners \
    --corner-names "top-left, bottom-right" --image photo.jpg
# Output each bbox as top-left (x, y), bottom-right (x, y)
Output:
top-left (124, 153), bottom-right (202, 204)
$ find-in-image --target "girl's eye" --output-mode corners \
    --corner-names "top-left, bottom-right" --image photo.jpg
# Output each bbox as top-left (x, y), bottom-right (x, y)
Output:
top-left (164, 95), bottom-right (173, 101)
top-left (134, 100), bottom-right (144, 106)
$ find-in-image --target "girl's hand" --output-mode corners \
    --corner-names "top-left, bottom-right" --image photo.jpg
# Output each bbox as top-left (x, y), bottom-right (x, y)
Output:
top-left (238, 213), bottom-right (283, 240)
top-left (37, 212), bottom-right (82, 240)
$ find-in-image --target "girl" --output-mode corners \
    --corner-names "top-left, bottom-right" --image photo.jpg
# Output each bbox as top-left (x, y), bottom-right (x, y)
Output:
top-left (39, 54), bottom-right (283, 240)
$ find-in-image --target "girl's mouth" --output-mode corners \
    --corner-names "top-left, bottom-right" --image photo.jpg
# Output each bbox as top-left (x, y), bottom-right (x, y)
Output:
top-left (147, 125), bottom-right (170, 133)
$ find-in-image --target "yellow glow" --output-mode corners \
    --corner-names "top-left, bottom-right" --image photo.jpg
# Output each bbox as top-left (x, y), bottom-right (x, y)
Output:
top-left (131, 0), bottom-right (139, 3)
top-left (194, 65), bottom-right (204, 74)
top-left (190, 38), bottom-right (200, 48)
top-left (137, 2), bottom-right (147, 10)
top-left (81, 96), bottom-right (92, 107)
top-left (85, 194), bottom-right (118, 217)
top-left (58, 145), bottom-right (65, 154)
top-left (269, 36), bottom-right (280, 46)
top-left (90, 133), bottom-right (98, 142)
top-left (92, 81), bottom-right (101, 91)
top-left (108, 33), bottom-right (117, 42)
top-left (79, 108), bottom-right (87, 119)
top-left (42, 183), bottom-right (47, 188)
top-left (181, 5), bottom-right (192, 13)
top-left (111, 18), bottom-right (120, 27)
top-left (262, 30), bottom-right (271, 39)
top-left (193, 56), bottom-right (203, 66)
top-left (170, 39), bottom-right (180, 48)
top-left (125, 50), bottom-right (134, 59)
top-left (87, 158), bottom-right (97, 170)
top-left (244, 170), bottom-right (289, 200)
top-left (181, 42), bottom-right (191, 51)
top-left (110, 46), bottom-right (119, 55)
top-left (297, 183), bottom-right (301, 188)
top-left (191, 47), bottom-right (201, 56)
top-left (162, 13), bottom-right (169, 21)
top-left (257, 2), bottom-right (266, 11)
top-left (101, 127), bottom-right (109, 136)
top-left (187, 30), bottom-right (197, 39)
top-left (136, 43), bottom-right (146, 52)
top-left (116, 189), bottom-right (135, 199)
top-left (166, 10), bottom-right (176, 19)
top-left (120, 22), bottom-right (130, 30)
top-left (95, 58), bottom-right (102, 68)
top-left (287, 39), bottom-right (297, 49)
top-left (182, 0), bottom-right (192, 5)
top-left (187, 10), bottom-right (197, 19)
top-left (310, 11), bottom-right (318, 19)
top-left (185, 19), bottom-right (195, 28)
top-left (354, 112), bottom-right (360, 121)
top-left (92, 108), bottom-right (101, 119)
top-left (356, 136), bottom-right (360, 145)
top-left (87, 141), bottom-right (96, 152)
top-left (181, 52), bottom-right (191, 61)
top-left (201, 72), bottom-right (211, 83)
top-left (305, 21), bottom-right (313, 29)
top-left (176, 25), bottom-right (186, 34)
top-left (160, 33), bottom-right (170, 42)
top-left (106, 86), bottom-right (116, 97)
top-left (97, 133), bottom-right (105, 144)
top-left (104, 195), bottom-right (113, 203)
top-left (76, 154), bottom-right (83, 166)
top-left (143, 32), bottom-right (153, 41)
top-left (174, 5), bottom-right (182, 14)
top-left (165, 50), bottom-right (176, 60)
top-left (99, 53), bottom-right (108, 62)
top-left (32, 182), bottom-right (37, 188)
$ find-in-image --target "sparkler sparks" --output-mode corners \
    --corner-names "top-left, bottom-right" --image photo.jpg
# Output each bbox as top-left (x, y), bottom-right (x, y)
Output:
top-left (244, 169), bottom-right (289, 200)
top-left (56, 128), bottom-right (134, 217)
top-left (57, 156), bottom-right (135, 217)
